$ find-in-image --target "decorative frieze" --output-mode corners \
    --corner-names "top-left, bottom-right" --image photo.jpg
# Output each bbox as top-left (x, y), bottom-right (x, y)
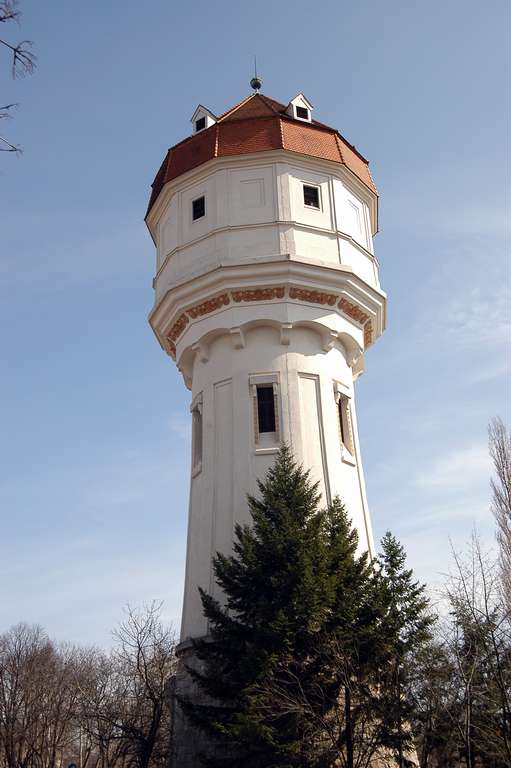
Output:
top-left (232, 287), bottom-right (285, 302)
top-left (168, 313), bottom-right (189, 342)
top-left (188, 293), bottom-right (230, 318)
top-left (337, 297), bottom-right (370, 325)
top-left (165, 285), bottom-right (374, 358)
top-left (364, 321), bottom-right (373, 348)
top-left (289, 287), bottom-right (337, 306)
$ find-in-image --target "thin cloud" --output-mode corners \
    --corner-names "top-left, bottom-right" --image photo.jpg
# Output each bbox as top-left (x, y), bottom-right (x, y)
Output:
top-left (416, 443), bottom-right (491, 493)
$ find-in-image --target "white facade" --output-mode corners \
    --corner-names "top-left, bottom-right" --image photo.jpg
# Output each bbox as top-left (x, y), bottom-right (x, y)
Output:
top-left (147, 146), bottom-right (386, 642)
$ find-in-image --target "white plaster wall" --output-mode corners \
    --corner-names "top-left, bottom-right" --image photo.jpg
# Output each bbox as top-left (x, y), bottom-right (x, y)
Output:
top-left (339, 238), bottom-right (379, 286)
top-left (180, 324), bottom-right (374, 641)
top-left (287, 166), bottom-right (333, 230)
top-left (153, 155), bottom-right (381, 305)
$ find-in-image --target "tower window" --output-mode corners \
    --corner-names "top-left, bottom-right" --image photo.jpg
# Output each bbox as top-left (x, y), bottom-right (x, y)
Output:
top-left (192, 196), bottom-right (205, 221)
top-left (195, 116), bottom-right (206, 132)
top-left (296, 106), bottom-right (310, 121)
top-left (335, 389), bottom-right (354, 456)
top-left (303, 185), bottom-right (320, 209)
top-left (191, 395), bottom-right (203, 475)
top-left (257, 386), bottom-right (276, 434)
top-left (250, 375), bottom-right (280, 448)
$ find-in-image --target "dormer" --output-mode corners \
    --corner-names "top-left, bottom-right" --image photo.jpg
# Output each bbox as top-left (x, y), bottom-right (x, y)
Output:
top-left (190, 105), bottom-right (217, 134)
top-left (286, 93), bottom-right (313, 123)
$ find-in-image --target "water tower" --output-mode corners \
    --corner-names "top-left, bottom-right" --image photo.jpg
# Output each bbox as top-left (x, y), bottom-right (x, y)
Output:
top-left (145, 85), bottom-right (386, 765)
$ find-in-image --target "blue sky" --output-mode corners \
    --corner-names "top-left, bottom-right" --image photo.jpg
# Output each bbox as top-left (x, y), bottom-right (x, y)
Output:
top-left (1, 0), bottom-right (510, 646)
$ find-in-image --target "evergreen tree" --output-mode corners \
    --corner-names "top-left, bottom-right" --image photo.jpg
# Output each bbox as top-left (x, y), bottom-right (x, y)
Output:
top-left (376, 532), bottom-right (435, 767)
top-left (183, 447), bottom-right (382, 767)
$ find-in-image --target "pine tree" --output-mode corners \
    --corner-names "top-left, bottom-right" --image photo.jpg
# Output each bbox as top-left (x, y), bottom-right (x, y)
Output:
top-left (376, 532), bottom-right (435, 767)
top-left (183, 447), bottom-right (383, 767)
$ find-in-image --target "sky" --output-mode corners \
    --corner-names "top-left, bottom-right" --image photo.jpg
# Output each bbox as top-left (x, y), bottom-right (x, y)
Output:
top-left (1, 0), bottom-right (510, 647)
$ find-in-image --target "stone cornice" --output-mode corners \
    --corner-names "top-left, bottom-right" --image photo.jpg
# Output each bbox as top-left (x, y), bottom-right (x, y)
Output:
top-left (149, 260), bottom-right (385, 361)
top-left (150, 258), bottom-right (385, 328)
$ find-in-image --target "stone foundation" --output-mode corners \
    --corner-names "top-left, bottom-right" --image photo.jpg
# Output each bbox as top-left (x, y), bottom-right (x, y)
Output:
top-left (170, 640), bottom-right (235, 768)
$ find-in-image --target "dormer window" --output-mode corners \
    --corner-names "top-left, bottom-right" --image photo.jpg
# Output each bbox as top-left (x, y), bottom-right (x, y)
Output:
top-left (286, 93), bottom-right (314, 123)
top-left (190, 105), bottom-right (217, 135)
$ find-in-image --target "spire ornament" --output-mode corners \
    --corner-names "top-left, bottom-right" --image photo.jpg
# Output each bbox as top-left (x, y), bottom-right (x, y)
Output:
top-left (250, 55), bottom-right (262, 91)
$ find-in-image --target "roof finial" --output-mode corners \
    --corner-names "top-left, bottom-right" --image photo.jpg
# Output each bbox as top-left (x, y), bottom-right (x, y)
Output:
top-left (250, 55), bottom-right (262, 92)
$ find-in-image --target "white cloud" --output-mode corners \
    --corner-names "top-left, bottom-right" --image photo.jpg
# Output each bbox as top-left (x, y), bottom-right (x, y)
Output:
top-left (416, 443), bottom-right (491, 493)
top-left (441, 285), bottom-right (511, 348)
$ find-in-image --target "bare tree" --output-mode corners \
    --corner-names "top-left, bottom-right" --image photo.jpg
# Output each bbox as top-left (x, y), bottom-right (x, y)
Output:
top-left (490, 417), bottom-right (511, 610)
top-left (0, 605), bottom-right (176, 768)
top-left (0, 623), bottom-right (80, 768)
top-left (254, 638), bottom-right (388, 768)
top-left (0, 0), bottom-right (36, 153)
top-left (77, 602), bottom-right (177, 768)
top-left (444, 534), bottom-right (511, 768)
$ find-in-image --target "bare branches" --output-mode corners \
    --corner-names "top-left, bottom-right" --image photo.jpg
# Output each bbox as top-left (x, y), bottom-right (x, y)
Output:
top-left (0, 0), bottom-right (19, 24)
top-left (490, 417), bottom-right (511, 609)
top-left (77, 603), bottom-right (177, 768)
top-left (0, 1), bottom-right (35, 79)
top-left (0, 606), bottom-right (177, 768)
top-left (0, 135), bottom-right (20, 153)
top-left (0, 0), bottom-right (35, 155)
top-left (0, 35), bottom-right (35, 77)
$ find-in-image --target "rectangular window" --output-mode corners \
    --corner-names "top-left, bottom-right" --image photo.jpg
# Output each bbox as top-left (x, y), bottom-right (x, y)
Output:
top-left (257, 386), bottom-right (276, 433)
top-left (336, 391), bottom-right (354, 456)
top-left (195, 116), bottom-right (206, 132)
top-left (250, 375), bottom-right (280, 448)
top-left (338, 398), bottom-right (347, 446)
top-left (192, 195), bottom-right (205, 221)
top-left (296, 106), bottom-right (309, 120)
top-left (303, 184), bottom-right (320, 209)
top-left (191, 394), bottom-right (203, 475)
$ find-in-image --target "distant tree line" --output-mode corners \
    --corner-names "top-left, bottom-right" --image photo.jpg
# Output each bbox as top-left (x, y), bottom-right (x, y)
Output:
top-left (0, 604), bottom-right (175, 768)
top-left (2, 419), bottom-right (511, 768)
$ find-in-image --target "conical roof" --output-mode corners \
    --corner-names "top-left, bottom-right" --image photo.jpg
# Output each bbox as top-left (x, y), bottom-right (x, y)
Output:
top-left (146, 93), bottom-right (376, 216)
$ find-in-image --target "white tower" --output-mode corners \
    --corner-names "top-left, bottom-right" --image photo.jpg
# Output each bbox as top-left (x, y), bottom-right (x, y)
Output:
top-left (146, 89), bottom-right (386, 645)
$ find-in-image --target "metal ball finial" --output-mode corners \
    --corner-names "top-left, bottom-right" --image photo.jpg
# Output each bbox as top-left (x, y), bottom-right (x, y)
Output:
top-left (250, 55), bottom-right (262, 91)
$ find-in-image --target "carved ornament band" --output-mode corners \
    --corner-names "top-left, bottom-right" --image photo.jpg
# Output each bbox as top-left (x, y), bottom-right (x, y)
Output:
top-left (165, 285), bottom-right (374, 358)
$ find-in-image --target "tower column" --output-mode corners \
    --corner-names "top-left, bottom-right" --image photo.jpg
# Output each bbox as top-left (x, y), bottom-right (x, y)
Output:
top-left (181, 321), bottom-right (374, 640)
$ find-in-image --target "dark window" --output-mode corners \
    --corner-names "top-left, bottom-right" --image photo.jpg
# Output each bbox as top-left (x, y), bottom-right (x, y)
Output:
top-left (192, 196), bottom-right (205, 220)
top-left (296, 106), bottom-right (309, 120)
top-left (303, 185), bottom-right (320, 208)
top-left (338, 399), bottom-right (346, 445)
top-left (257, 386), bottom-right (276, 433)
top-left (192, 407), bottom-right (202, 471)
top-left (195, 116), bottom-right (206, 132)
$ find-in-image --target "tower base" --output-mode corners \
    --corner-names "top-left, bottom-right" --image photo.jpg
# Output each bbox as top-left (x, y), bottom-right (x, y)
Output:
top-left (170, 642), bottom-right (413, 768)
top-left (170, 642), bottom-right (232, 768)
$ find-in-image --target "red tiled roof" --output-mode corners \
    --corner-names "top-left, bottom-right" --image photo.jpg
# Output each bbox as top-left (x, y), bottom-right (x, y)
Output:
top-left (146, 94), bottom-right (376, 216)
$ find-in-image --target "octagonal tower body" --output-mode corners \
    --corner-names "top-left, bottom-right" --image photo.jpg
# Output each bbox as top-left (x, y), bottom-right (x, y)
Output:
top-left (146, 93), bottom-right (386, 643)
